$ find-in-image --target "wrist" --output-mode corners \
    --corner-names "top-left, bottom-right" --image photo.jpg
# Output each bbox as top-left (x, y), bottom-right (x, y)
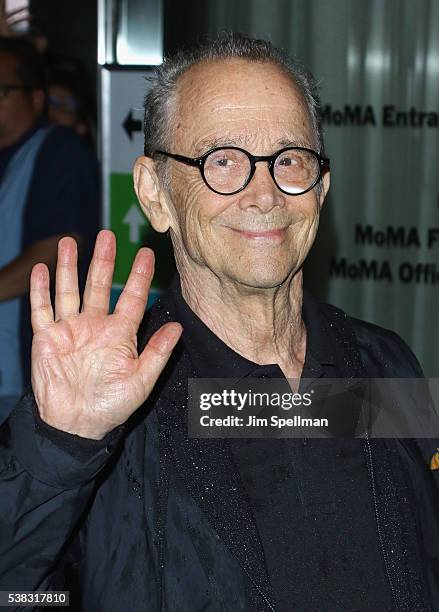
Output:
top-left (8, 392), bottom-right (125, 488)
top-left (34, 400), bottom-right (116, 441)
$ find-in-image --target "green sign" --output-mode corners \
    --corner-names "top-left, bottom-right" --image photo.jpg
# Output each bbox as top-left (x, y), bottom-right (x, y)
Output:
top-left (109, 172), bottom-right (175, 308)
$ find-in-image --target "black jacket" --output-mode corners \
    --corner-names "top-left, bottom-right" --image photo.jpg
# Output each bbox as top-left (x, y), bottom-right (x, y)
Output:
top-left (1, 288), bottom-right (439, 612)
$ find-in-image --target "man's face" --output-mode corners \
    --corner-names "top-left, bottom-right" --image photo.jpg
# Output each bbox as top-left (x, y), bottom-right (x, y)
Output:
top-left (48, 84), bottom-right (77, 128)
top-left (0, 53), bottom-right (42, 148)
top-left (164, 59), bottom-right (329, 289)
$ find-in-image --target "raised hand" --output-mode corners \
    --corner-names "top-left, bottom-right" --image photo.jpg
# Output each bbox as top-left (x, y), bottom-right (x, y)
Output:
top-left (30, 230), bottom-right (182, 440)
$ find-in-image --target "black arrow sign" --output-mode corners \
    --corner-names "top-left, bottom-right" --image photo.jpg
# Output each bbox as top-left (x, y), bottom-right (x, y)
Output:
top-left (123, 110), bottom-right (142, 141)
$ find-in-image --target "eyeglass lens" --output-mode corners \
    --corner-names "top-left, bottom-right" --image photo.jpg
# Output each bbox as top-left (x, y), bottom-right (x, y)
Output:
top-left (203, 148), bottom-right (320, 195)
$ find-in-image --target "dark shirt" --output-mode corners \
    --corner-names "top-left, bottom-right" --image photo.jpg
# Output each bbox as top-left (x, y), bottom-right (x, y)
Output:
top-left (0, 118), bottom-right (100, 249)
top-left (171, 282), bottom-right (396, 611)
top-left (0, 118), bottom-right (99, 386)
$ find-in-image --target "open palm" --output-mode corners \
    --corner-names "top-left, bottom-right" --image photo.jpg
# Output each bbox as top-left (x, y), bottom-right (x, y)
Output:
top-left (30, 230), bottom-right (182, 440)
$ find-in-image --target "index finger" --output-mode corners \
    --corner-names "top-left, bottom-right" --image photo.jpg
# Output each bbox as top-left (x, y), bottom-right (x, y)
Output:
top-left (114, 247), bottom-right (154, 330)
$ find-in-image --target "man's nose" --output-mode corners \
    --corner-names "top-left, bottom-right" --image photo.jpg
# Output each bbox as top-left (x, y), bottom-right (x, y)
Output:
top-left (237, 162), bottom-right (285, 213)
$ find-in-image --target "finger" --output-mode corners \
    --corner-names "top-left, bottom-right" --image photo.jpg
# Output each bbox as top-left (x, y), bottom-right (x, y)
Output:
top-left (114, 247), bottom-right (154, 330)
top-left (82, 230), bottom-right (116, 315)
top-left (136, 322), bottom-right (183, 391)
top-left (30, 263), bottom-right (54, 332)
top-left (55, 237), bottom-right (80, 320)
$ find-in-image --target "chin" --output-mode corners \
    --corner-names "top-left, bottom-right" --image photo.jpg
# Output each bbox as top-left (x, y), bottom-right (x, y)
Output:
top-left (223, 264), bottom-right (295, 290)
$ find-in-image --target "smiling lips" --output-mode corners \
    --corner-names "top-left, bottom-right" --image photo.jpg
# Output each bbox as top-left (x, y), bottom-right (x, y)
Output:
top-left (228, 227), bottom-right (287, 240)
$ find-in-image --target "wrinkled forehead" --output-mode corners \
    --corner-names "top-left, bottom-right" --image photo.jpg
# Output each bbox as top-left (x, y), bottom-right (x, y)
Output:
top-left (171, 58), bottom-right (316, 155)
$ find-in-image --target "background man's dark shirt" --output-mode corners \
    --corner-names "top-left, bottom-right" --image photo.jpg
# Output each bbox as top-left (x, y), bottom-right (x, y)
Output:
top-left (0, 119), bottom-right (99, 386)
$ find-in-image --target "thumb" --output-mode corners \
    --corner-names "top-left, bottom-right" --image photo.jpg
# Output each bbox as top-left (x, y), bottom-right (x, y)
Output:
top-left (136, 322), bottom-right (183, 394)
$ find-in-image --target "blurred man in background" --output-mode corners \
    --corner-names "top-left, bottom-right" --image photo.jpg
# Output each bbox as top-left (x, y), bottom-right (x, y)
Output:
top-left (47, 68), bottom-right (96, 148)
top-left (0, 37), bottom-right (99, 422)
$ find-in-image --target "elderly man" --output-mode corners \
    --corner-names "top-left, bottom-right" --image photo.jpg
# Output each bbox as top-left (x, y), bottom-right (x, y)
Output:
top-left (1, 34), bottom-right (438, 611)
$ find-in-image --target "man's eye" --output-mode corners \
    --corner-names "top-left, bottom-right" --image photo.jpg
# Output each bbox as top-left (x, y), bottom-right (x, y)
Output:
top-left (279, 156), bottom-right (298, 167)
top-left (214, 158), bottom-right (232, 167)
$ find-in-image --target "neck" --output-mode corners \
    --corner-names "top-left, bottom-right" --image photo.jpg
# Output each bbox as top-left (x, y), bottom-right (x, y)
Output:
top-left (179, 264), bottom-right (307, 379)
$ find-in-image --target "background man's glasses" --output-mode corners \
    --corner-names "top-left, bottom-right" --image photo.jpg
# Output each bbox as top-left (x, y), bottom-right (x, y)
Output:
top-left (0, 84), bottom-right (32, 100)
top-left (154, 146), bottom-right (330, 196)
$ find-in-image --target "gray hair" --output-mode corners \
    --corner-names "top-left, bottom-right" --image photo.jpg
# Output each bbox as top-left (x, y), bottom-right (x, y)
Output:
top-left (143, 32), bottom-right (324, 173)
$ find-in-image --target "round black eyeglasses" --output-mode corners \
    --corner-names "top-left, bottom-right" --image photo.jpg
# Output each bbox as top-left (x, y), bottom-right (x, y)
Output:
top-left (153, 146), bottom-right (330, 196)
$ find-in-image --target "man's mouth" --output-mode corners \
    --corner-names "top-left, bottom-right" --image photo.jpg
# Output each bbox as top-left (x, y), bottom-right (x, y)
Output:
top-left (227, 227), bottom-right (287, 241)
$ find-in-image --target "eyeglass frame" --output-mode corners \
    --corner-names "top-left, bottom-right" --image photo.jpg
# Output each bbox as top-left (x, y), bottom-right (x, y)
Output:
top-left (0, 84), bottom-right (34, 100)
top-left (153, 145), bottom-right (330, 196)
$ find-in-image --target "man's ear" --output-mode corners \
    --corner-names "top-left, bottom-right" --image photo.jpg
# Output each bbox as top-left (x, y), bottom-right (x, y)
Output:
top-left (319, 170), bottom-right (330, 209)
top-left (133, 156), bottom-right (171, 233)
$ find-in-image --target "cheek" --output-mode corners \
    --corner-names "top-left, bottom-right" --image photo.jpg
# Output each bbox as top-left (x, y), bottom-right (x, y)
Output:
top-left (170, 184), bottom-right (215, 257)
top-left (294, 198), bottom-right (321, 253)
top-left (168, 169), bottom-right (202, 233)
top-left (171, 169), bottom-right (229, 241)
top-left (297, 195), bottom-right (320, 227)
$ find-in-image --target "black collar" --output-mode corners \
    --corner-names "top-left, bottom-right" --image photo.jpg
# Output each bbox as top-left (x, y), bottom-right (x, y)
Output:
top-left (169, 275), bottom-right (336, 381)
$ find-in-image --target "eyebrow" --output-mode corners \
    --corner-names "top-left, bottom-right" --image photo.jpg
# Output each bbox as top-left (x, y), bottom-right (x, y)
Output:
top-left (193, 135), bottom-right (247, 155)
top-left (193, 135), bottom-right (313, 156)
top-left (277, 136), bottom-right (312, 148)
